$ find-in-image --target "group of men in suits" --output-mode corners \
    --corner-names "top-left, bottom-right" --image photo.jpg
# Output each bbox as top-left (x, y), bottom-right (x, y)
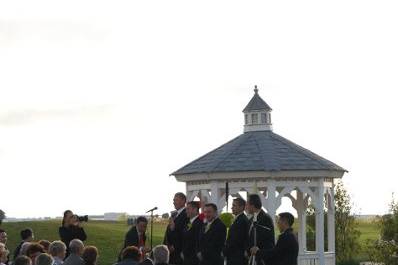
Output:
top-left (121, 192), bottom-right (298, 265)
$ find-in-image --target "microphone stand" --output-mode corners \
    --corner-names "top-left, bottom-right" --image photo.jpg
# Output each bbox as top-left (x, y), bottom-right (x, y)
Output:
top-left (146, 207), bottom-right (157, 251)
top-left (249, 222), bottom-right (270, 265)
top-left (249, 221), bottom-right (257, 265)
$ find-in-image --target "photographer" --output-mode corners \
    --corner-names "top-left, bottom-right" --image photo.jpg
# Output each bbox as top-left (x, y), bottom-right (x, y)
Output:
top-left (59, 210), bottom-right (87, 258)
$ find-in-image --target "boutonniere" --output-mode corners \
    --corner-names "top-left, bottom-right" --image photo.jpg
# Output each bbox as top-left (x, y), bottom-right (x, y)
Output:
top-left (187, 223), bottom-right (192, 230)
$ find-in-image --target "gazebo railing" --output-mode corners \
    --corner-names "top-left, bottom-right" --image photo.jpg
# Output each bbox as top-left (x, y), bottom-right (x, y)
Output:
top-left (298, 251), bottom-right (335, 265)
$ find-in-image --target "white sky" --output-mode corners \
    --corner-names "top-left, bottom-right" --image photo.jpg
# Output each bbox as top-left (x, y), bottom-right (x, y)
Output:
top-left (1, 0), bottom-right (398, 218)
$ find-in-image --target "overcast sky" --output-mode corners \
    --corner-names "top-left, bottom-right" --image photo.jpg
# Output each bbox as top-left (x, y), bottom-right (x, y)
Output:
top-left (1, 0), bottom-right (397, 218)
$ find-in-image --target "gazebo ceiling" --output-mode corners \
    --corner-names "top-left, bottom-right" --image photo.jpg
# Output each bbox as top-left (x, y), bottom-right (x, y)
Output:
top-left (171, 130), bottom-right (346, 176)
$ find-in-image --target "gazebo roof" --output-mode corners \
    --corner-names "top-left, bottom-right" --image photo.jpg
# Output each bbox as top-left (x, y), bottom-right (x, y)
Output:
top-left (172, 130), bottom-right (346, 176)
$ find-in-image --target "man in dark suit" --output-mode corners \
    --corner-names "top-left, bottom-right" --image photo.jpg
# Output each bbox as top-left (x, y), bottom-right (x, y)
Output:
top-left (250, 212), bottom-right (299, 265)
top-left (197, 203), bottom-right (226, 265)
top-left (163, 192), bottom-right (189, 265)
top-left (246, 194), bottom-right (275, 265)
top-left (224, 198), bottom-right (249, 265)
top-left (119, 216), bottom-right (148, 261)
top-left (182, 201), bottom-right (203, 265)
top-left (13, 228), bottom-right (34, 260)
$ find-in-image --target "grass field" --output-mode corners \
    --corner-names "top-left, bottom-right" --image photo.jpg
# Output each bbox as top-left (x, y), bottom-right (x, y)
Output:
top-left (1, 220), bottom-right (168, 265)
top-left (1, 219), bottom-right (380, 265)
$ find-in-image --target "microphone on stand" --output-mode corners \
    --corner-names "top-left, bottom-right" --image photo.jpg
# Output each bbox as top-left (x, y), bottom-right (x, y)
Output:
top-left (145, 207), bottom-right (157, 251)
top-left (248, 222), bottom-right (271, 265)
top-left (170, 210), bottom-right (179, 220)
top-left (146, 207), bottom-right (158, 213)
top-left (252, 222), bottom-right (271, 231)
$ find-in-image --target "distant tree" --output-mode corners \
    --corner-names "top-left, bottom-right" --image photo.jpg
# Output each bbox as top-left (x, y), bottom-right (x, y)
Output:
top-left (334, 181), bottom-right (361, 263)
top-left (162, 213), bottom-right (170, 219)
top-left (381, 196), bottom-right (398, 242)
top-left (219, 213), bottom-right (234, 228)
top-left (366, 195), bottom-right (398, 265)
top-left (306, 181), bottom-right (361, 263)
top-left (0, 209), bottom-right (5, 224)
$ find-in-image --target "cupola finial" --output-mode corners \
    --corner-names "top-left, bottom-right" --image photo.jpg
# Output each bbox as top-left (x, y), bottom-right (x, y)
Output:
top-left (254, 85), bottom-right (259, 94)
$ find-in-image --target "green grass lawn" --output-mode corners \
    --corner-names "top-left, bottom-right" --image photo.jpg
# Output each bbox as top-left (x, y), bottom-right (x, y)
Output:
top-left (1, 218), bottom-right (380, 265)
top-left (355, 219), bottom-right (381, 261)
top-left (1, 220), bottom-right (167, 265)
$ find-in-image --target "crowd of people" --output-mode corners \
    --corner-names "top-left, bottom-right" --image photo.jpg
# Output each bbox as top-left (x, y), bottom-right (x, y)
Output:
top-left (0, 192), bottom-right (299, 265)
top-left (0, 210), bottom-right (98, 265)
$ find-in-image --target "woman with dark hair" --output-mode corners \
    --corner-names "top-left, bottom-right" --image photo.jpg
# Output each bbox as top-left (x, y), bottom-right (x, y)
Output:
top-left (82, 247), bottom-right (98, 265)
top-left (38, 241), bottom-right (50, 254)
top-left (59, 210), bottom-right (87, 258)
top-left (26, 243), bottom-right (45, 265)
top-left (62, 211), bottom-right (73, 227)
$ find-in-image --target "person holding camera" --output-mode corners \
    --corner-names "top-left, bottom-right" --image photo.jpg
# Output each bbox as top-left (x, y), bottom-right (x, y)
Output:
top-left (59, 210), bottom-right (87, 258)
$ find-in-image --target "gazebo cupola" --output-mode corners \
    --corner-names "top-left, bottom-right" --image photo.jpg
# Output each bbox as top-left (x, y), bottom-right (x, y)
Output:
top-left (243, 85), bottom-right (273, 132)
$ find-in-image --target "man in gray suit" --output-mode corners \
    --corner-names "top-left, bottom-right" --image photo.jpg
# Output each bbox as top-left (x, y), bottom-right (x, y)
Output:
top-left (63, 240), bottom-right (84, 265)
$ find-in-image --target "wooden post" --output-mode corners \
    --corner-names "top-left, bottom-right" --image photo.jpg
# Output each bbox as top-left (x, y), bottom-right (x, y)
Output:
top-left (210, 181), bottom-right (221, 213)
top-left (297, 190), bottom-right (307, 254)
top-left (266, 181), bottom-right (277, 229)
top-left (316, 180), bottom-right (325, 265)
top-left (327, 185), bottom-right (336, 253)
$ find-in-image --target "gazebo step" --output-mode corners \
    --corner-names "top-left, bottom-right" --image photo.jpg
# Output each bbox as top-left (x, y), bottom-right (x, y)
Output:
top-left (298, 252), bottom-right (335, 265)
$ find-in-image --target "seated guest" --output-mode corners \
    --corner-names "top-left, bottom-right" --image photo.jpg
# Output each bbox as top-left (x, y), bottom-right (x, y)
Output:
top-left (139, 251), bottom-right (153, 265)
top-left (26, 243), bottom-right (45, 265)
top-left (20, 243), bottom-right (32, 256)
top-left (0, 229), bottom-right (9, 265)
top-left (0, 243), bottom-right (9, 265)
top-left (152, 245), bottom-right (169, 265)
top-left (182, 201), bottom-right (203, 265)
top-left (139, 258), bottom-right (153, 265)
top-left (119, 216), bottom-right (148, 261)
top-left (14, 229), bottom-right (34, 259)
top-left (14, 255), bottom-right (32, 265)
top-left (38, 241), bottom-right (50, 254)
top-left (114, 246), bottom-right (141, 265)
top-left (64, 240), bottom-right (85, 265)
top-left (82, 246), bottom-right (98, 265)
top-left (250, 212), bottom-right (299, 265)
top-left (197, 203), bottom-right (227, 265)
top-left (49, 241), bottom-right (66, 265)
top-left (35, 253), bottom-right (53, 265)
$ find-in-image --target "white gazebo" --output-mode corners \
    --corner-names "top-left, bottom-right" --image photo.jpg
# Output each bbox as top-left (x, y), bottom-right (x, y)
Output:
top-left (171, 87), bottom-right (347, 265)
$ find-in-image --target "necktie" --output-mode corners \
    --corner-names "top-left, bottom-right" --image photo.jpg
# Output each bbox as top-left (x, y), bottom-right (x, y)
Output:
top-left (205, 222), bottom-right (211, 233)
top-left (139, 234), bottom-right (144, 247)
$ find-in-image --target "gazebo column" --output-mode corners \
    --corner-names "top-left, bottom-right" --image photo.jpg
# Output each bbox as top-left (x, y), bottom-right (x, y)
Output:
top-left (265, 181), bottom-right (277, 226)
top-left (210, 181), bottom-right (222, 213)
top-left (296, 190), bottom-right (307, 254)
top-left (327, 186), bottom-right (336, 253)
top-left (315, 180), bottom-right (325, 265)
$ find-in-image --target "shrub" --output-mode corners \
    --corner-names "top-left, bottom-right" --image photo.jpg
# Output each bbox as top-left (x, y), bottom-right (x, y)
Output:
top-left (219, 212), bottom-right (234, 228)
top-left (366, 196), bottom-right (398, 265)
